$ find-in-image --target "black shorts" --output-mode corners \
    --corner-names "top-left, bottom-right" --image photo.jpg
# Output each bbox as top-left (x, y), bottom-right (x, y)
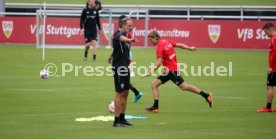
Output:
top-left (267, 72), bottom-right (276, 86)
top-left (113, 67), bottom-right (130, 92)
top-left (84, 29), bottom-right (98, 43)
top-left (157, 71), bottom-right (185, 86)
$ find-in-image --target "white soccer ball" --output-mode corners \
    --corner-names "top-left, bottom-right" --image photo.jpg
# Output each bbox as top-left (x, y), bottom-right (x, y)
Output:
top-left (108, 101), bottom-right (115, 114)
top-left (40, 69), bottom-right (49, 79)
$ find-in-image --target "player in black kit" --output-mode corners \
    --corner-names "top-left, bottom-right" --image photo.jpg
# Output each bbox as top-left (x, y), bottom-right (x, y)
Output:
top-left (111, 17), bottom-right (138, 127)
top-left (80, 0), bottom-right (101, 61)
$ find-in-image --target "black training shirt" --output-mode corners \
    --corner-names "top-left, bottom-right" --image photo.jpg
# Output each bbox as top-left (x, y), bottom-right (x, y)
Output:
top-left (80, 6), bottom-right (101, 30)
top-left (112, 30), bottom-right (130, 68)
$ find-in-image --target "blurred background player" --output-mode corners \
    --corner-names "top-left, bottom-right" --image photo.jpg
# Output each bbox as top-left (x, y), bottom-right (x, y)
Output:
top-left (80, 0), bottom-right (101, 61)
top-left (257, 23), bottom-right (276, 112)
top-left (142, 31), bottom-right (213, 113)
top-left (108, 15), bottom-right (143, 103)
top-left (111, 17), bottom-right (138, 127)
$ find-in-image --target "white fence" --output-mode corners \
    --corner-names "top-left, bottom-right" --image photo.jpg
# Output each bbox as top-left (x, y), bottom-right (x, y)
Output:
top-left (5, 3), bottom-right (276, 21)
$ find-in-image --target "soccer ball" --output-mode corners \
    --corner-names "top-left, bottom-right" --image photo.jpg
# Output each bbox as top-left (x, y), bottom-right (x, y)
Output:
top-left (40, 69), bottom-right (49, 79)
top-left (108, 101), bottom-right (115, 114)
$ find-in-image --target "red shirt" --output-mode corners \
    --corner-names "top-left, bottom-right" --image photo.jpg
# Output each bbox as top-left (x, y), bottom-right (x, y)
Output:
top-left (155, 40), bottom-right (178, 71)
top-left (269, 34), bottom-right (276, 72)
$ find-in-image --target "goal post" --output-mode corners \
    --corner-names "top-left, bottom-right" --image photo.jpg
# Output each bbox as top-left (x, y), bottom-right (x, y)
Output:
top-left (36, 8), bottom-right (149, 60)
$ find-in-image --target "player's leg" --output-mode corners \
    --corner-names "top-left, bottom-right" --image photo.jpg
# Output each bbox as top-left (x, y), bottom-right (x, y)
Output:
top-left (91, 28), bottom-right (98, 61)
top-left (129, 82), bottom-right (143, 103)
top-left (84, 32), bottom-right (92, 61)
top-left (258, 72), bottom-right (276, 112)
top-left (91, 40), bottom-right (97, 61)
top-left (179, 83), bottom-right (213, 108)
top-left (118, 72), bottom-right (133, 126)
top-left (267, 86), bottom-right (274, 107)
top-left (114, 92), bottom-right (125, 127)
top-left (119, 90), bottom-right (133, 126)
top-left (145, 73), bottom-right (170, 112)
top-left (120, 91), bottom-right (129, 114)
top-left (113, 69), bottom-right (126, 127)
top-left (170, 72), bottom-right (213, 107)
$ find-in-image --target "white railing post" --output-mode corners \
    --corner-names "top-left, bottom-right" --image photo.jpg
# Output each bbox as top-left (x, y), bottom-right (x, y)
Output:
top-left (42, 2), bottom-right (46, 61)
top-left (240, 6), bottom-right (244, 21)
top-left (187, 6), bottom-right (190, 20)
top-left (0, 0), bottom-right (5, 14)
top-left (144, 10), bottom-right (149, 48)
top-left (108, 10), bottom-right (112, 47)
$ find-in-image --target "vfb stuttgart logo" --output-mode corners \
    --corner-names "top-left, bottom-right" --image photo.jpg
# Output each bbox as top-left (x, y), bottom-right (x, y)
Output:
top-left (103, 23), bottom-right (114, 41)
top-left (2, 21), bottom-right (14, 39)
top-left (208, 25), bottom-right (221, 44)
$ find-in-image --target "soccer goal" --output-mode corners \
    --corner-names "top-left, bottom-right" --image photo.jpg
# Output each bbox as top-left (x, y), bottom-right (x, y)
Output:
top-left (36, 6), bottom-right (149, 61)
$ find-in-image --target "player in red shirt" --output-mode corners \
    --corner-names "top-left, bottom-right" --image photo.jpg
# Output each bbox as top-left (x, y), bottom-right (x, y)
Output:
top-left (258, 23), bottom-right (276, 112)
top-left (142, 31), bottom-right (213, 113)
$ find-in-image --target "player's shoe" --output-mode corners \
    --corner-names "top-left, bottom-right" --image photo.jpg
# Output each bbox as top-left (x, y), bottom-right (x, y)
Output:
top-left (84, 57), bottom-right (87, 61)
top-left (121, 120), bottom-right (133, 126)
top-left (113, 122), bottom-right (127, 127)
top-left (133, 92), bottom-right (143, 103)
top-left (205, 93), bottom-right (213, 108)
top-left (257, 107), bottom-right (272, 112)
top-left (145, 106), bottom-right (159, 113)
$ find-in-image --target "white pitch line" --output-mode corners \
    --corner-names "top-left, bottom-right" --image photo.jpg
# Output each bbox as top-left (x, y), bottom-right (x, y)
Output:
top-left (0, 109), bottom-right (259, 119)
top-left (215, 96), bottom-right (249, 100)
top-left (0, 112), bottom-right (100, 118)
top-left (6, 87), bottom-right (95, 92)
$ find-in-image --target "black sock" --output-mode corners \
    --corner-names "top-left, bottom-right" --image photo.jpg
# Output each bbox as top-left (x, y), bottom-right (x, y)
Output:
top-left (200, 91), bottom-right (209, 99)
top-left (93, 54), bottom-right (96, 60)
top-left (114, 117), bottom-right (120, 124)
top-left (267, 103), bottom-right (272, 109)
top-left (119, 114), bottom-right (125, 121)
top-left (131, 87), bottom-right (140, 96)
top-left (84, 50), bottom-right (88, 58)
top-left (153, 100), bottom-right (159, 108)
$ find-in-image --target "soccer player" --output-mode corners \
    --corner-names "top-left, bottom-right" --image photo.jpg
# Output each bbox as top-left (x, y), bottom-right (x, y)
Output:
top-left (142, 31), bottom-right (213, 113)
top-left (80, 0), bottom-right (101, 61)
top-left (108, 15), bottom-right (143, 103)
top-left (119, 15), bottom-right (143, 103)
top-left (111, 17), bottom-right (138, 127)
top-left (257, 23), bottom-right (276, 112)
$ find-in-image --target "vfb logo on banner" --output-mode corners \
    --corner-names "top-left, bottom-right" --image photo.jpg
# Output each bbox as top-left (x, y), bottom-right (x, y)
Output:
top-left (2, 21), bottom-right (14, 39)
top-left (208, 24), bottom-right (221, 44)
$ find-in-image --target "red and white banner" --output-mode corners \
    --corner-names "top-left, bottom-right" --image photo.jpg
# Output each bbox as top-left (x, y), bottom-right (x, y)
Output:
top-left (0, 16), bottom-right (275, 49)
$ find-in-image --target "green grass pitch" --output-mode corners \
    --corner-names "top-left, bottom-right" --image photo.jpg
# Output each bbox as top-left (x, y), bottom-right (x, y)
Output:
top-left (0, 45), bottom-right (276, 139)
top-left (5, 0), bottom-right (276, 6)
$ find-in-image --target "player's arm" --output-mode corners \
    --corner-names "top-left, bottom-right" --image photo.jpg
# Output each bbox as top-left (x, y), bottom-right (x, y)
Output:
top-left (119, 36), bottom-right (138, 43)
top-left (96, 10), bottom-right (101, 30)
top-left (80, 9), bottom-right (85, 30)
top-left (175, 43), bottom-right (196, 52)
top-left (141, 57), bottom-right (162, 78)
top-left (108, 51), bottom-right (113, 64)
